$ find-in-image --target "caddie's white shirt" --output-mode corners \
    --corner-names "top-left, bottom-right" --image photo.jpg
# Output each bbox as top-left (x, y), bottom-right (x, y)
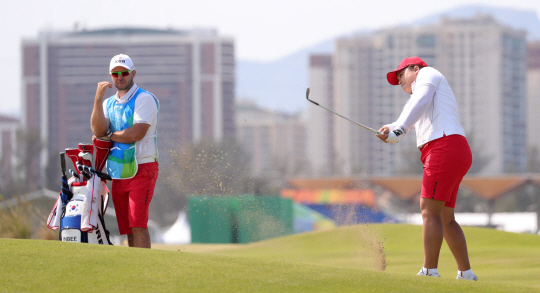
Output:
top-left (103, 83), bottom-right (159, 162)
top-left (386, 67), bottom-right (465, 148)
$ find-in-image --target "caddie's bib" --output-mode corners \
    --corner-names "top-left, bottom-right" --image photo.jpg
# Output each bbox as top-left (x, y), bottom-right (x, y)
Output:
top-left (105, 87), bottom-right (155, 179)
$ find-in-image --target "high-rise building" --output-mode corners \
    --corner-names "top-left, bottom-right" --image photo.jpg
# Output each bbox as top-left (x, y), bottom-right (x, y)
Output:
top-left (307, 55), bottom-right (335, 175)
top-left (0, 115), bottom-right (19, 189)
top-left (333, 33), bottom-right (406, 175)
top-left (527, 41), bottom-right (540, 159)
top-left (22, 28), bottom-right (235, 176)
top-left (236, 100), bottom-right (307, 177)
top-left (313, 15), bottom-right (526, 175)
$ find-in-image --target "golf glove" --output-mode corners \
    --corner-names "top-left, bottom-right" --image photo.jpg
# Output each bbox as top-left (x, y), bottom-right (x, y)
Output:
top-left (386, 129), bottom-right (404, 143)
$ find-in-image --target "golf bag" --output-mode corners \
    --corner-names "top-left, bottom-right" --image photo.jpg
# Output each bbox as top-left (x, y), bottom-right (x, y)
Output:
top-left (47, 139), bottom-right (114, 245)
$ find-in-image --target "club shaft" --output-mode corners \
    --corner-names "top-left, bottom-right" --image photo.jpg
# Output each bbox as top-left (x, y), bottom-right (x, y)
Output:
top-left (316, 104), bottom-right (380, 134)
top-left (306, 87), bottom-right (380, 135)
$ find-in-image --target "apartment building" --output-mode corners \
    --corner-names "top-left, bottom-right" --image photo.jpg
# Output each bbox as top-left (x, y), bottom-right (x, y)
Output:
top-left (236, 100), bottom-right (307, 177)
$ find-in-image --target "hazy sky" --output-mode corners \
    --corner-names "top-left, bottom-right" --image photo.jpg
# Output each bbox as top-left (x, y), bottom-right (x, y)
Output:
top-left (1, 0), bottom-right (540, 116)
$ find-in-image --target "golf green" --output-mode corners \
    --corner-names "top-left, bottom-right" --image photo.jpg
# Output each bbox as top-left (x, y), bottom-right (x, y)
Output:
top-left (1, 224), bottom-right (539, 292)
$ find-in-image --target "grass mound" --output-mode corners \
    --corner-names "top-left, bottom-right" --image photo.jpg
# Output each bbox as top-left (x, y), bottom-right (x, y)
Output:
top-left (162, 224), bottom-right (387, 270)
top-left (2, 224), bottom-right (539, 292)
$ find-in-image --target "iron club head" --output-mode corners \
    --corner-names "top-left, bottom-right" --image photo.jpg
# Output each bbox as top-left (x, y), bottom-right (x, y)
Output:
top-left (306, 87), bottom-right (319, 105)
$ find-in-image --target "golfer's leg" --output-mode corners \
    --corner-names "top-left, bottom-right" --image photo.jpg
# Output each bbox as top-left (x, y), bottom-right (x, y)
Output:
top-left (127, 233), bottom-right (134, 247)
top-left (132, 228), bottom-right (151, 248)
top-left (420, 197), bottom-right (446, 269)
top-left (441, 206), bottom-right (471, 271)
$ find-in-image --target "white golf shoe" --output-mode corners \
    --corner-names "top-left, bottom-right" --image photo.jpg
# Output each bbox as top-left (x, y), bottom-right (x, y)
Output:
top-left (417, 268), bottom-right (441, 277)
top-left (456, 271), bottom-right (478, 281)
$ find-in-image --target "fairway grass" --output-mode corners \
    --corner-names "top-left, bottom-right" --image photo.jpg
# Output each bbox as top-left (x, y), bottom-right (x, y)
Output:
top-left (2, 224), bottom-right (540, 292)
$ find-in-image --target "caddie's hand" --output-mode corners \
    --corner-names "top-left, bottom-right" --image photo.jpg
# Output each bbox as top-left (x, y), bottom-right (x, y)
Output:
top-left (376, 126), bottom-right (390, 143)
top-left (92, 135), bottom-right (109, 144)
top-left (95, 81), bottom-right (112, 100)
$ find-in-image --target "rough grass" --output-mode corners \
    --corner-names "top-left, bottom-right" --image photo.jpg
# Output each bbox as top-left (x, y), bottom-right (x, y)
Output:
top-left (2, 224), bottom-right (540, 292)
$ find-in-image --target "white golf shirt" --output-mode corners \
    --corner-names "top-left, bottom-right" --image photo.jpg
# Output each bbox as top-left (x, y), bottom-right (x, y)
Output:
top-left (385, 67), bottom-right (465, 148)
top-left (103, 83), bottom-right (159, 163)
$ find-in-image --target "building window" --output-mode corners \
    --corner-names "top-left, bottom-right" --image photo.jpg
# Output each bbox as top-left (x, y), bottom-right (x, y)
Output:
top-left (417, 35), bottom-right (436, 48)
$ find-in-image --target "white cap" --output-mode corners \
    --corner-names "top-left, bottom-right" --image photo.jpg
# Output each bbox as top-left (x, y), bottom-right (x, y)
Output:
top-left (109, 54), bottom-right (135, 72)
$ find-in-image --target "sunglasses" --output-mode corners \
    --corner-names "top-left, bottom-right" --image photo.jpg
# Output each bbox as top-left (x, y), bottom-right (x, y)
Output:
top-left (110, 70), bottom-right (131, 78)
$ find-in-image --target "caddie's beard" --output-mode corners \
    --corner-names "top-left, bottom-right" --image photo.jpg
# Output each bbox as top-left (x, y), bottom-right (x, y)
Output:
top-left (115, 78), bottom-right (133, 91)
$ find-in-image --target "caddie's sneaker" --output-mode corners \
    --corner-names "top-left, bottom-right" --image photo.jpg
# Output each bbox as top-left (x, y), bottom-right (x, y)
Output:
top-left (456, 271), bottom-right (478, 281)
top-left (417, 268), bottom-right (441, 277)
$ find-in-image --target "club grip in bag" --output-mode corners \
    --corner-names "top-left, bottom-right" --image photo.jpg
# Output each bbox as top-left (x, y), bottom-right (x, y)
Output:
top-left (60, 152), bottom-right (66, 175)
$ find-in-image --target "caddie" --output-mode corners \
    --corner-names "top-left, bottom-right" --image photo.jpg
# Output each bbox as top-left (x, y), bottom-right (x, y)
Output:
top-left (377, 57), bottom-right (477, 281)
top-left (91, 54), bottom-right (159, 248)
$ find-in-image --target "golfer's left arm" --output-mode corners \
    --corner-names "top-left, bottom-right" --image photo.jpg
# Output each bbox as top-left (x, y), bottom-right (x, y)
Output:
top-left (395, 84), bottom-right (436, 131)
top-left (381, 84), bottom-right (436, 143)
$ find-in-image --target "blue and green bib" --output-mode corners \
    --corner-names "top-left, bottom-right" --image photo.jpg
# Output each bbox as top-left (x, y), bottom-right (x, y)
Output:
top-left (105, 87), bottom-right (157, 179)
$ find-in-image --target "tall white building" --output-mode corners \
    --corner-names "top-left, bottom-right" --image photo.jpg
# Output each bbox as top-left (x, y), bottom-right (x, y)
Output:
top-left (527, 41), bottom-right (540, 162)
top-left (307, 55), bottom-right (335, 175)
top-left (308, 15), bottom-right (527, 175)
top-left (333, 34), bottom-right (406, 175)
top-left (236, 100), bottom-right (307, 177)
top-left (0, 115), bottom-right (19, 189)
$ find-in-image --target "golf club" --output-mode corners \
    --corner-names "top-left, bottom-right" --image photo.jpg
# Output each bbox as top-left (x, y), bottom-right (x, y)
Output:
top-left (77, 163), bottom-right (112, 181)
top-left (306, 87), bottom-right (381, 135)
top-left (60, 152), bottom-right (74, 203)
top-left (69, 169), bottom-right (80, 180)
top-left (76, 163), bottom-right (92, 181)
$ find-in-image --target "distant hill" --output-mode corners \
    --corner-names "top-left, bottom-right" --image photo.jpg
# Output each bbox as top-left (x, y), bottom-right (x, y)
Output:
top-left (237, 5), bottom-right (540, 113)
top-left (237, 39), bottom-right (334, 114)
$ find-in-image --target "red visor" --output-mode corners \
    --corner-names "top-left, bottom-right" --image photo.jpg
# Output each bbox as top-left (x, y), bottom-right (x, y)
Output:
top-left (386, 57), bottom-right (428, 85)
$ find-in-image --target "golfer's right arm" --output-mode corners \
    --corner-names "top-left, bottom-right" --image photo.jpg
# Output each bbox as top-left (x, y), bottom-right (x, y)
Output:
top-left (91, 82), bottom-right (112, 137)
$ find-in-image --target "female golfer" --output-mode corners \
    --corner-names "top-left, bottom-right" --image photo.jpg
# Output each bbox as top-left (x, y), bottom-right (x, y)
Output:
top-left (377, 57), bottom-right (477, 281)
